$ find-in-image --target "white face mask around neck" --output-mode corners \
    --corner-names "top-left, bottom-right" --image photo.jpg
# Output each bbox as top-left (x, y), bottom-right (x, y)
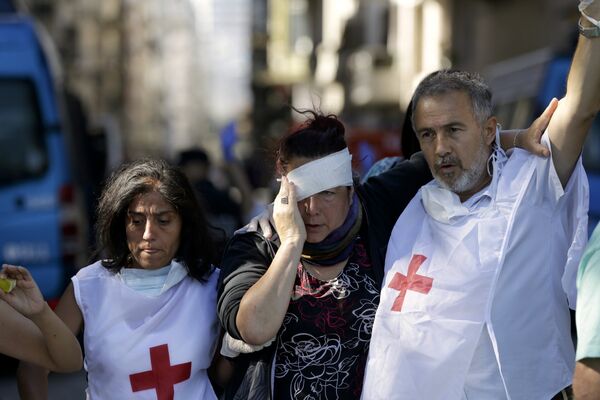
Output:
top-left (421, 186), bottom-right (470, 224)
top-left (119, 260), bottom-right (188, 297)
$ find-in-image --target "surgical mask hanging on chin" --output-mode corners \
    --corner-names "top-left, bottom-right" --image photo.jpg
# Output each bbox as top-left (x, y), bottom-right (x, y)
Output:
top-left (421, 185), bottom-right (470, 224)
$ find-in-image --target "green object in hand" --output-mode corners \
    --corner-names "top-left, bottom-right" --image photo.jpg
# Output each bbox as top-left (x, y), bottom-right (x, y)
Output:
top-left (0, 278), bottom-right (16, 293)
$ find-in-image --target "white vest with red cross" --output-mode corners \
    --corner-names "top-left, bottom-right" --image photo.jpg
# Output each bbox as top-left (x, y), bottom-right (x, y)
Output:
top-left (73, 261), bottom-right (219, 400)
top-left (362, 134), bottom-right (588, 400)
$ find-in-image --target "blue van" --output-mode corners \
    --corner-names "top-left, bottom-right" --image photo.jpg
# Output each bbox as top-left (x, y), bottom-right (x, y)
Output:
top-left (0, 10), bottom-right (90, 302)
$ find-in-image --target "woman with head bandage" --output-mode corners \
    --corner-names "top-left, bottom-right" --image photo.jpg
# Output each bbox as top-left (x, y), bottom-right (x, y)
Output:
top-left (216, 111), bottom-right (433, 399)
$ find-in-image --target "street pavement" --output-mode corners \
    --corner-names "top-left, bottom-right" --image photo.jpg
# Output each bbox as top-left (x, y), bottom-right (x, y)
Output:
top-left (0, 370), bottom-right (87, 399)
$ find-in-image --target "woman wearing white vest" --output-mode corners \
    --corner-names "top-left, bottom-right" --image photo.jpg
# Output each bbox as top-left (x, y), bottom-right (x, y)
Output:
top-left (18, 159), bottom-right (224, 399)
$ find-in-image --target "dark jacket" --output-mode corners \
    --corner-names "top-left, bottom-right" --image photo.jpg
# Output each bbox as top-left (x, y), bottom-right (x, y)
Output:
top-left (217, 154), bottom-right (432, 399)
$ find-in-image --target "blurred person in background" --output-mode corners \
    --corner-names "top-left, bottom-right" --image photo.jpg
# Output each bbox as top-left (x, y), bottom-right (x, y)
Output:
top-left (362, 100), bottom-right (421, 182)
top-left (18, 158), bottom-right (226, 399)
top-left (178, 144), bottom-right (254, 239)
top-left (0, 264), bottom-right (82, 373)
top-left (178, 148), bottom-right (245, 238)
top-left (216, 109), bottom-right (548, 399)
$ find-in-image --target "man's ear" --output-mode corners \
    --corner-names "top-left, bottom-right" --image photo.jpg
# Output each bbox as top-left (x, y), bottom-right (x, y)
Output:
top-left (483, 117), bottom-right (497, 146)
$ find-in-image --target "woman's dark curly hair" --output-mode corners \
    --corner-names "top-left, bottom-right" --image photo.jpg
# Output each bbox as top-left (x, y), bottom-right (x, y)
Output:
top-left (94, 158), bottom-right (216, 281)
top-left (276, 110), bottom-right (347, 175)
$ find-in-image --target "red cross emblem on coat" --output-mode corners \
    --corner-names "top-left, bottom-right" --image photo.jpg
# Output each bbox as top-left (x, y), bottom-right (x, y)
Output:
top-left (129, 344), bottom-right (191, 400)
top-left (388, 254), bottom-right (433, 312)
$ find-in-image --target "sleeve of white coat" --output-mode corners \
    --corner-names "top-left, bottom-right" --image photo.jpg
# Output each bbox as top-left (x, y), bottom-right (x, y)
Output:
top-left (534, 132), bottom-right (589, 308)
top-left (560, 157), bottom-right (589, 309)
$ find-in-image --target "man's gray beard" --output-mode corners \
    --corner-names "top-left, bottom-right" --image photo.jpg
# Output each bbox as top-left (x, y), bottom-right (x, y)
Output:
top-left (435, 139), bottom-right (490, 194)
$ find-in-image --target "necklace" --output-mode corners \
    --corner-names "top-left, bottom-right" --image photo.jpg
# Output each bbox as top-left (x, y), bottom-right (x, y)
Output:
top-left (301, 259), bottom-right (347, 281)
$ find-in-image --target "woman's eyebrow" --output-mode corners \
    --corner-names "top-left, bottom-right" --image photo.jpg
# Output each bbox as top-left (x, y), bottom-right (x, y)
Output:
top-left (127, 210), bottom-right (176, 217)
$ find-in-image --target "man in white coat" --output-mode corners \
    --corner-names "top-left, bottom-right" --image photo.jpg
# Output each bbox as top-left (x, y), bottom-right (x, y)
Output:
top-left (362, 1), bottom-right (600, 399)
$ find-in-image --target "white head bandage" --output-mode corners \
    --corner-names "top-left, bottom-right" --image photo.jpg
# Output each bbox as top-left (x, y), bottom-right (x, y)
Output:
top-left (286, 148), bottom-right (353, 201)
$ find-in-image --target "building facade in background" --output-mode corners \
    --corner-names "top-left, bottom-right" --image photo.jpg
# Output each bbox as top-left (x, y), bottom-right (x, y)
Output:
top-left (23, 0), bottom-right (573, 163)
top-left (24, 0), bottom-right (253, 161)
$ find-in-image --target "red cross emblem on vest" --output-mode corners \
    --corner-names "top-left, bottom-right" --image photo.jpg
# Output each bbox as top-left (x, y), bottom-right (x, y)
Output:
top-left (129, 344), bottom-right (191, 400)
top-left (388, 254), bottom-right (433, 312)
